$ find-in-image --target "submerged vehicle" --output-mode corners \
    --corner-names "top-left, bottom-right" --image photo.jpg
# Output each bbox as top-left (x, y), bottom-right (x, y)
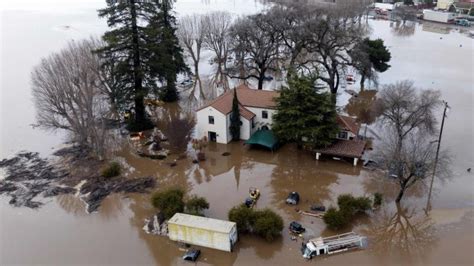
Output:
top-left (289, 221), bottom-right (306, 234)
top-left (249, 187), bottom-right (260, 200)
top-left (302, 232), bottom-right (367, 259)
top-left (286, 192), bottom-right (300, 205)
top-left (245, 187), bottom-right (260, 208)
top-left (182, 249), bottom-right (201, 262)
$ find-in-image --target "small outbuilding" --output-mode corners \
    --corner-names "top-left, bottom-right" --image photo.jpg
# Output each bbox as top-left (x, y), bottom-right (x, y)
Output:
top-left (315, 139), bottom-right (367, 166)
top-left (167, 213), bottom-right (238, 252)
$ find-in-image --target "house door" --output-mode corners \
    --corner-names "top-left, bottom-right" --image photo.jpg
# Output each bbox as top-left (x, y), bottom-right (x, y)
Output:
top-left (208, 131), bottom-right (217, 142)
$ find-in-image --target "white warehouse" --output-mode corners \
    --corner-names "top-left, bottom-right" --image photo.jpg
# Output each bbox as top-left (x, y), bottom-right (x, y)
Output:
top-left (196, 84), bottom-right (279, 144)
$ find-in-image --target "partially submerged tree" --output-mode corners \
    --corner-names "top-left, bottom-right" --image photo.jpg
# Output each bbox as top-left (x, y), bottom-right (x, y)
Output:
top-left (229, 89), bottom-right (241, 141)
top-left (32, 39), bottom-right (114, 158)
top-left (228, 204), bottom-right (283, 241)
top-left (178, 14), bottom-right (206, 99)
top-left (185, 195), bottom-right (209, 216)
top-left (230, 14), bottom-right (281, 90)
top-left (148, 0), bottom-right (188, 102)
top-left (151, 188), bottom-right (185, 219)
top-left (203, 11), bottom-right (233, 91)
top-left (305, 9), bottom-right (367, 94)
top-left (351, 38), bottom-right (391, 90)
top-left (98, 0), bottom-right (160, 130)
top-left (374, 81), bottom-right (445, 202)
top-left (272, 74), bottom-right (339, 148)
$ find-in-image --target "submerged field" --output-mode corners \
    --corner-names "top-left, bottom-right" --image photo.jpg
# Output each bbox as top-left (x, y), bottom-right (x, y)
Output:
top-left (1, 1), bottom-right (474, 265)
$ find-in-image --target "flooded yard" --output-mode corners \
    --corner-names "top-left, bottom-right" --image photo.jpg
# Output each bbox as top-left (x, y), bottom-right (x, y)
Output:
top-left (1, 1), bottom-right (474, 265)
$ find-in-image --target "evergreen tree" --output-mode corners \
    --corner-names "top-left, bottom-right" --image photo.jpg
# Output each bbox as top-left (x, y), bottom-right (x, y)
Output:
top-left (148, 0), bottom-right (188, 102)
top-left (229, 89), bottom-right (241, 141)
top-left (272, 74), bottom-right (339, 148)
top-left (98, 0), bottom-right (160, 130)
top-left (351, 38), bottom-right (391, 90)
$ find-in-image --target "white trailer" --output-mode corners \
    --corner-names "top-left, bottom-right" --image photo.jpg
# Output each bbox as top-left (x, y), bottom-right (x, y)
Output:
top-left (167, 213), bottom-right (238, 252)
top-left (302, 232), bottom-right (368, 259)
top-left (423, 10), bottom-right (456, 23)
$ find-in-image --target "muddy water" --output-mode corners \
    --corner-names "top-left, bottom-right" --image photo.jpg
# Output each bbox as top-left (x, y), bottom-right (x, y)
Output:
top-left (1, 4), bottom-right (474, 266)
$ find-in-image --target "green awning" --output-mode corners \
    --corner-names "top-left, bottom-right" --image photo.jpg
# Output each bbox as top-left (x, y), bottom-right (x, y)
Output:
top-left (245, 130), bottom-right (279, 150)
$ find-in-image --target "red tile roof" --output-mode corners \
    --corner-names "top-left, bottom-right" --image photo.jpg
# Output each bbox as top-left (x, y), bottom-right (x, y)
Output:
top-left (337, 115), bottom-right (360, 135)
top-left (316, 139), bottom-right (367, 159)
top-left (197, 84), bottom-right (280, 120)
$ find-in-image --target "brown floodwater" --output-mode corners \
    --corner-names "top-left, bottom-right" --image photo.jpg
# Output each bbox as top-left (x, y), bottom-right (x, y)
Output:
top-left (1, 4), bottom-right (474, 266)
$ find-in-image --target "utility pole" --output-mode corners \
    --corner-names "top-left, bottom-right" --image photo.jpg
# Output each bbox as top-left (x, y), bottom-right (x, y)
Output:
top-left (425, 101), bottom-right (449, 215)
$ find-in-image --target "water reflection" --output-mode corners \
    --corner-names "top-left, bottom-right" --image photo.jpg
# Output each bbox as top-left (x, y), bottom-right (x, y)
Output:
top-left (154, 103), bottom-right (194, 154)
top-left (363, 203), bottom-right (437, 263)
top-left (56, 194), bottom-right (126, 220)
top-left (390, 20), bottom-right (416, 37)
top-left (344, 90), bottom-right (379, 125)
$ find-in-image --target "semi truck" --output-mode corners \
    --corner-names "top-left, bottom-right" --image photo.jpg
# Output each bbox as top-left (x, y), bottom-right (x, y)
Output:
top-left (302, 232), bottom-right (368, 259)
top-left (168, 213), bottom-right (238, 252)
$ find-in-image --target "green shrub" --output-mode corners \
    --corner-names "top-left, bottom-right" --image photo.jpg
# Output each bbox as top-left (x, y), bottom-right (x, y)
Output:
top-left (373, 193), bottom-right (383, 207)
top-left (151, 188), bottom-right (185, 219)
top-left (323, 207), bottom-right (351, 230)
top-left (185, 196), bottom-right (209, 216)
top-left (337, 194), bottom-right (372, 214)
top-left (228, 204), bottom-right (255, 233)
top-left (253, 209), bottom-right (284, 241)
top-left (101, 161), bottom-right (121, 178)
top-left (323, 194), bottom-right (373, 230)
top-left (228, 205), bottom-right (283, 241)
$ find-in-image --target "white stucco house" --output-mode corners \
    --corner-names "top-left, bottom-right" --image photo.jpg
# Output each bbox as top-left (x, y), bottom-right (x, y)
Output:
top-left (196, 84), bottom-right (279, 144)
top-left (196, 84), bottom-right (361, 144)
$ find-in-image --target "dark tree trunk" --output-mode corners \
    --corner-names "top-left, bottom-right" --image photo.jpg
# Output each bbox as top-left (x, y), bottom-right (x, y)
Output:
top-left (258, 73), bottom-right (265, 90)
top-left (360, 74), bottom-right (366, 91)
top-left (130, 0), bottom-right (145, 124)
top-left (396, 188), bottom-right (405, 203)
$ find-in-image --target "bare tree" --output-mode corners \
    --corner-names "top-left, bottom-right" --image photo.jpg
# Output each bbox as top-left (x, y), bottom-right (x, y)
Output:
top-left (202, 11), bottom-right (233, 91)
top-left (178, 14), bottom-right (206, 99)
top-left (229, 14), bottom-right (282, 90)
top-left (374, 81), bottom-right (446, 202)
top-left (305, 7), bottom-right (368, 95)
top-left (32, 39), bottom-right (114, 158)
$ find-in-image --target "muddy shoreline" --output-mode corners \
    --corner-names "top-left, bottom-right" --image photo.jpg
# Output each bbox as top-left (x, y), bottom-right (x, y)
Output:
top-left (0, 149), bottom-right (156, 213)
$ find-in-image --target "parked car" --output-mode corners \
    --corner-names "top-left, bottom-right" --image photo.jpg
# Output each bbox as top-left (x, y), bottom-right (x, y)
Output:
top-left (289, 221), bottom-right (306, 234)
top-left (455, 19), bottom-right (470, 27)
top-left (183, 249), bottom-right (201, 262)
top-left (286, 192), bottom-right (300, 205)
top-left (244, 197), bottom-right (255, 208)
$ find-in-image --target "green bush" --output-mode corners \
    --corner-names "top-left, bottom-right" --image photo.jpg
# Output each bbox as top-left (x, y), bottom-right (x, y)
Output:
top-left (185, 196), bottom-right (209, 216)
top-left (228, 204), bottom-right (255, 233)
top-left (228, 205), bottom-right (283, 241)
top-left (101, 161), bottom-right (121, 178)
top-left (151, 188), bottom-right (185, 219)
top-left (337, 194), bottom-right (372, 214)
top-left (253, 209), bottom-right (284, 241)
top-left (323, 207), bottom-right (351, 230)
top-left (323, 194), bottom-right (373, 230)
top-left (373, 193), bottom-right (383, 207)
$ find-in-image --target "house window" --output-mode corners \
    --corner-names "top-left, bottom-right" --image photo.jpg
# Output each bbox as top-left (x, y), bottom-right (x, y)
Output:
top-left (262, 110), bottom-right (268, 119)
top-left (338, 131), bottom-right (348, 139)
top-left (252, 119), bottom-right (255, 128)
top-left (208, 116), bottom-right (214, 124)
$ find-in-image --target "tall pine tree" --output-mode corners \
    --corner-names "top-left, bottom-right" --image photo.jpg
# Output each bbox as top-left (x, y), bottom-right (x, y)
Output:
top-left (229, 89), bottom-right (241, 141)
top-left (148, 0), bottom-right (188, 102)
top-left (98, 0), bottom-right (160, 130)
top-left (272, 74), bottom-right (339, 148)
